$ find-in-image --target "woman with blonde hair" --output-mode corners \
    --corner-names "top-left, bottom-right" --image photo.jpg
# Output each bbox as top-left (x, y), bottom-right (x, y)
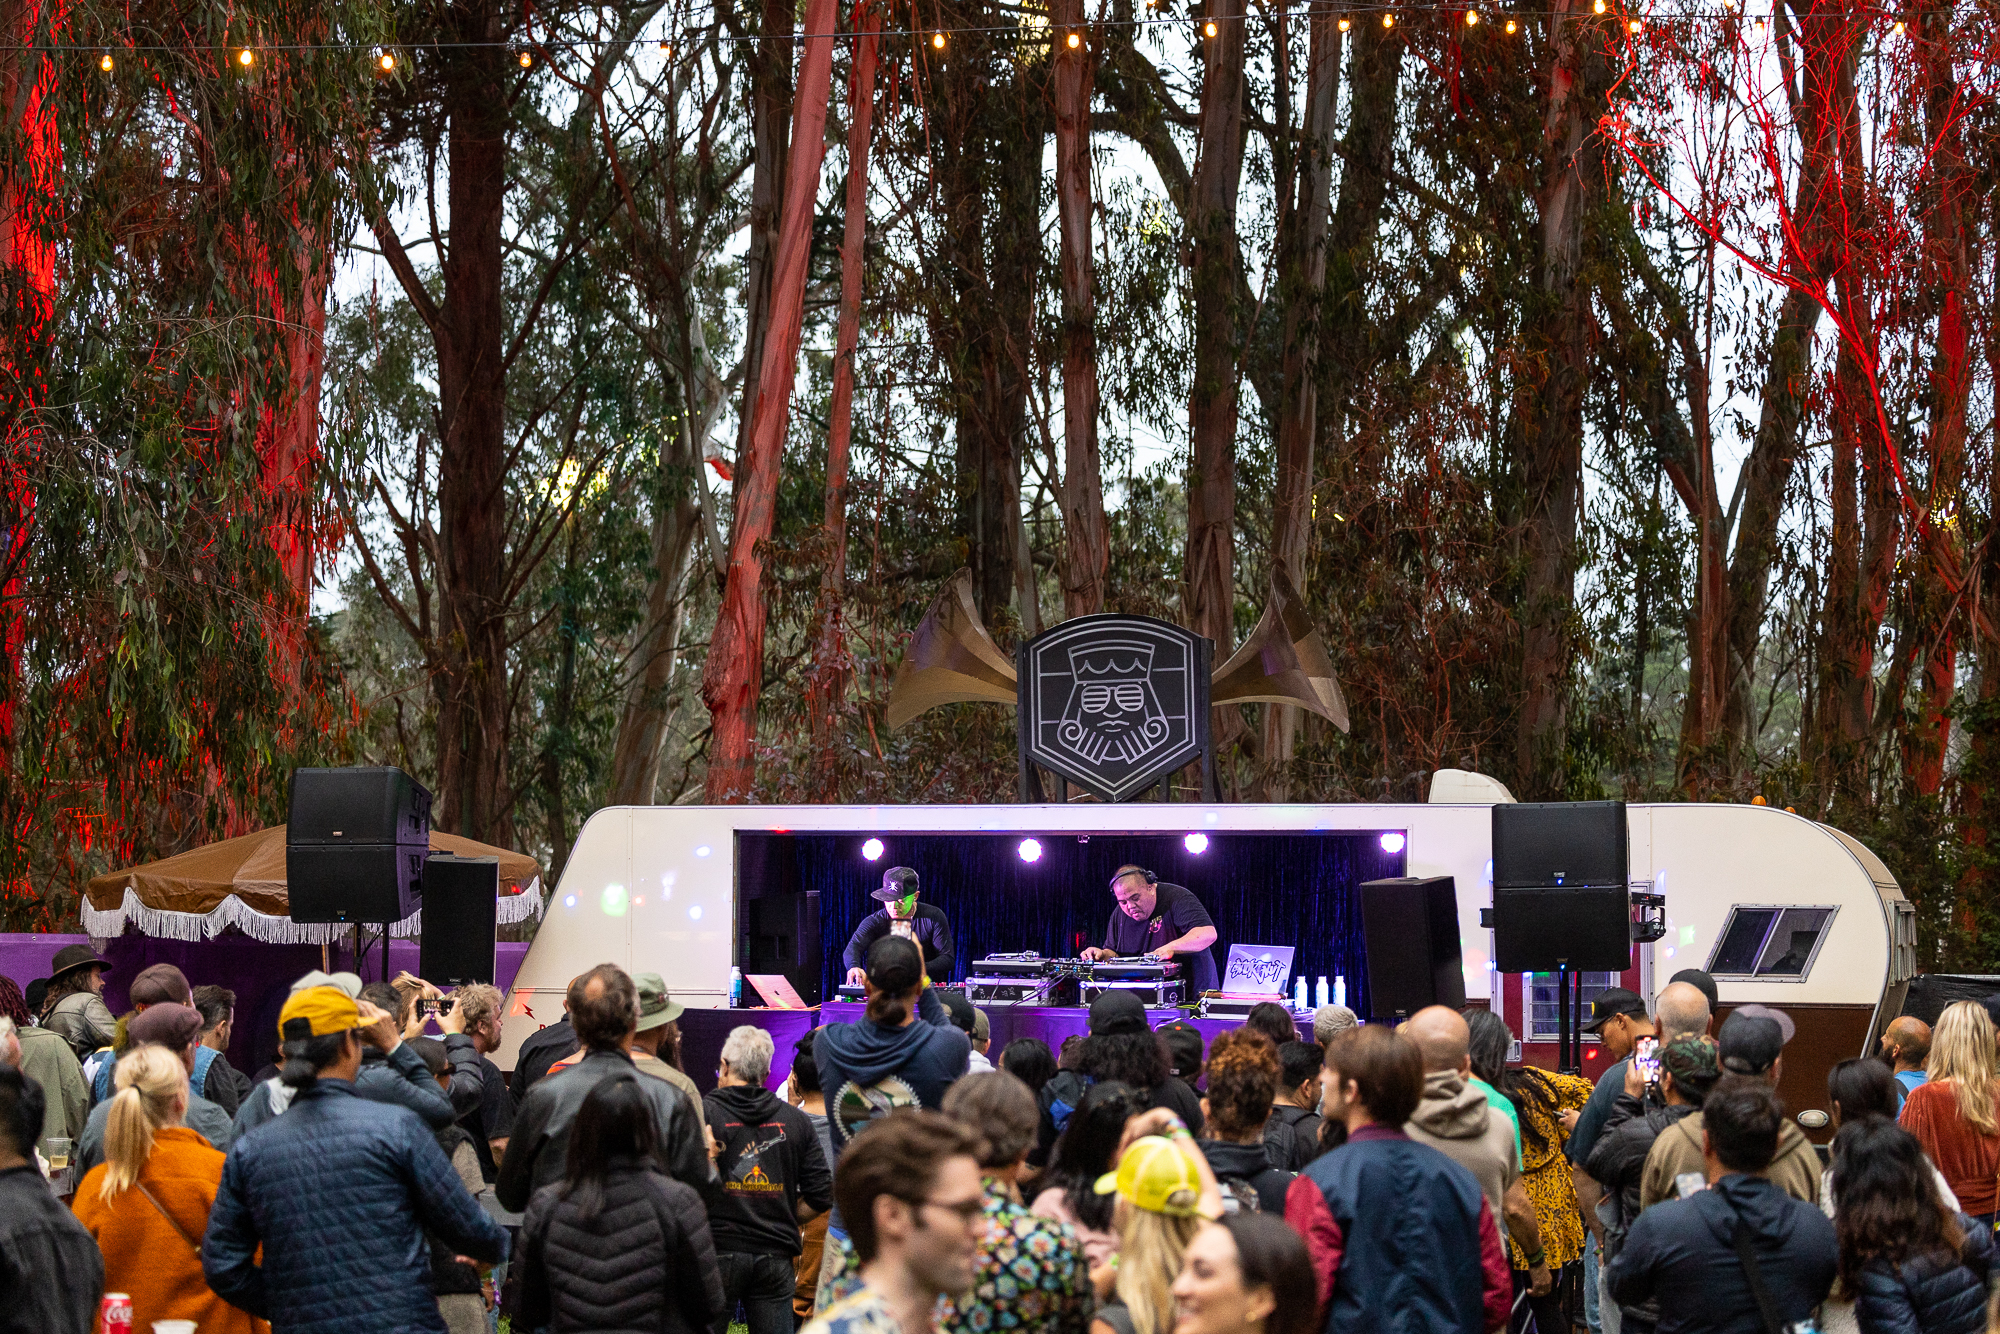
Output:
top-left (1090, 1109), bottom-right (1227, 1334)
top-left (1901, 1001), bottom-right (2000, 1227)
top-left (70, 1044), bottom-right (264, 1334)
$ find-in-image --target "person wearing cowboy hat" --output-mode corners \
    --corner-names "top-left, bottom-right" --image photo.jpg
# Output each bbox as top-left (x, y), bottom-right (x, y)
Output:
top-left (40, 944), bottom-right (116, 1060)
top-left (841, 867), bottom-right (956, 988)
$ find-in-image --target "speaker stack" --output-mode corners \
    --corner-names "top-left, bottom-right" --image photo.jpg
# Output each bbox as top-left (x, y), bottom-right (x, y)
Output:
top-left (1490, 800), bottom-right (1631, 1072)
top-left (288, 768), bottom-right (432, 924)
top-left (1359, 876), bottom-right (1465, 1021)
top-left (419, 855), bottom-right (499, 986)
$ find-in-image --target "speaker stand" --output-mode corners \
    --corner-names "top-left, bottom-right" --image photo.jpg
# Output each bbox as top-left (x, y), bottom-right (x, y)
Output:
top-left (1555, 963), bottom-right (1583, 1076)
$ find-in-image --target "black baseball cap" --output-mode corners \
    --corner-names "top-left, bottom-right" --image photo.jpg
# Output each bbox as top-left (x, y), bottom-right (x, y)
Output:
top-left (1582, 987), bottom-right (1648, 1033)
top-left (1667, 969), bottom-right (1720, 1011)
top-left (939, 988), bottom-right (977, 1034)
top-left (1088, 989), bottom-right (1150, 1037)
top-left (1718, 1011), bottom-right (1786, 1075)
top-left (873, 866), bottom-right (920, 903)
top-left (864, 935), bottom-right (925, 992)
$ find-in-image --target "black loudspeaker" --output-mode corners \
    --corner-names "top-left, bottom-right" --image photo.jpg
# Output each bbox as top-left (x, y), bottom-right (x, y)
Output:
top-left (419, 855), bottom-right (499, 985)
top-left (1492, 886), bottom-right (1633, 972)
top-left (1359, 876), bottom-right (1466, 1020)
top-left (743, 891), bottom-right (822, 1005)
top-left (287, 768), bottom-right (431, 845)
top-left (287, 767), bottom-right (432, 924)
top-left (288, 844), bottom-right (428, 924)
top-left (1492, 801), bottom-right (1628, 889)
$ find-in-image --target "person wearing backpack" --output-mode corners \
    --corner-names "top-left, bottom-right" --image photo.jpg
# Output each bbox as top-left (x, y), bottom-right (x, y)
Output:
top-left (1194, 1030), bottom-right (1295, 1214)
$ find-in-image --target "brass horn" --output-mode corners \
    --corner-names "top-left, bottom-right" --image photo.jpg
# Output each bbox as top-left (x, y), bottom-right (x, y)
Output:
top-left (1210, 567), bottom-right (1351, 732)
top-left (882, 568), bottom-right (1019, 731)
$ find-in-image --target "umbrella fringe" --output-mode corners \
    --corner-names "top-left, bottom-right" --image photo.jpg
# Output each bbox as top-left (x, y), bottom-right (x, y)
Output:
top-left (83, 879), bottom-right (547, 945)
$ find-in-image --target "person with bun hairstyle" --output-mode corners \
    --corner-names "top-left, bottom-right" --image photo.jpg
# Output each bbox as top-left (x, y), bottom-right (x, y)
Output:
top-left (71, 1045), bottom-right (262, 1334)
top-left (202, 985), bottom-right (507, 1334)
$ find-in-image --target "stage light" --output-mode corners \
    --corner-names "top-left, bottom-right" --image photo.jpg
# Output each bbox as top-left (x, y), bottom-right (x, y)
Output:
top-left (1184, 832), bottom-right (1209, 854)
top-left (862, 838), bottom-right (885, 861)
top-left (1018, 838), bottom-right (1043, 863)
top-left (1380, 832), bottom-right (1406, 854)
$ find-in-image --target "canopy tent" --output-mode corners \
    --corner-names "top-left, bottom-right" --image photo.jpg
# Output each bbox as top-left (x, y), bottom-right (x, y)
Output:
top-left (82, 826), bottom-right (545, 944)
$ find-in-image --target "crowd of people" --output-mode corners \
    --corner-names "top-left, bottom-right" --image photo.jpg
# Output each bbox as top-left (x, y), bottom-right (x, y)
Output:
top-left (3, 937), bottom-right (2000, 1334)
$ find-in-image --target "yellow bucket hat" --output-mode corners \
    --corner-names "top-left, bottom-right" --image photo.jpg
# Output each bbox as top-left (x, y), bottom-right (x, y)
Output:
top-left (1093, 1135), bottom-right (1205, 1216)
top-left (278, 985), bottom-right (363, 1044)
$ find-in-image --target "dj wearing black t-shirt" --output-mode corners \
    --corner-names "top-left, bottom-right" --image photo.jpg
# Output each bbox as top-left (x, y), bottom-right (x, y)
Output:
top-left (1080, 864), bottom-right (1221, 995)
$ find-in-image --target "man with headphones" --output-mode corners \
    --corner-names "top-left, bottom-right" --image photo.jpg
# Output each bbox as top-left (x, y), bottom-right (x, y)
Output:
top-left (841, 866), bottom-right (957, 987)
top-left (1080, 865), bottom-right (1220, 994)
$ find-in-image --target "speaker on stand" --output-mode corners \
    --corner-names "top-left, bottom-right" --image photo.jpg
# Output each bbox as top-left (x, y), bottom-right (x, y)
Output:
top-left (1359, 876), bottom-right (1465, 1021)
top-left (1488, 801), bottom-right (1631, 1074)
top-left (419, 855), bottom-right (499, 986)
top-left (288, 767), bottom-right (432, 982)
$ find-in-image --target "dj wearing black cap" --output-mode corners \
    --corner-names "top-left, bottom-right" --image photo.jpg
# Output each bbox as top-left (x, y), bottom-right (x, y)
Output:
top-left (841, 866), bottom-right (956, 987)
top-left (1080, 865), bottom-right (1220, 995)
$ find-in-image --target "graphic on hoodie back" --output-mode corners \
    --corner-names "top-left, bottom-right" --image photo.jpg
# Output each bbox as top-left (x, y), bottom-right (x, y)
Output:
top-left (721, 1121), bottom-right (791, 1196)
top-left (831, 1073), bottom-right (920, 1144)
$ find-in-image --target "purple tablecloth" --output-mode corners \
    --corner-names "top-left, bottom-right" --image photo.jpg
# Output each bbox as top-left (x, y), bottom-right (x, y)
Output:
top-left (815, 1001), bottom-right (1312, 1055)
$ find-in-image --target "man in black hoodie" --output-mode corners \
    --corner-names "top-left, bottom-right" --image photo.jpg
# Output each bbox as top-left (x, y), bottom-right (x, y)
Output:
top-left (707, 1025), bottom-right (833, 1334)
top-left (1606, 1075), bottom-right (1836, 1334)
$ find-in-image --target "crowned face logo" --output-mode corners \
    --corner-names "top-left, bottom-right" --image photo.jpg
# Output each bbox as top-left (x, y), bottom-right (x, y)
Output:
top-left (1022, 615), bottom-right (1207, 803)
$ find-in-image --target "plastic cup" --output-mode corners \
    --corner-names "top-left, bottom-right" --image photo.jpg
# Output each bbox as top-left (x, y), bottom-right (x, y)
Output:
top-left (43, 1137), bottom-right (70, 1171)
top-left (153, 1322), bottom-right (198, 1334)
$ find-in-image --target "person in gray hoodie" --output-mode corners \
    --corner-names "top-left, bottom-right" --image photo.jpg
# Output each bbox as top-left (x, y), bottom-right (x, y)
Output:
top-left (811, 934), bottom-right (969, 1302)
top-left (1399, 1006), bottom-right (1552, 1298)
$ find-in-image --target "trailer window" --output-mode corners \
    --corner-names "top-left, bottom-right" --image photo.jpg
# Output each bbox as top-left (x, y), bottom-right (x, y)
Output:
top-left (1527, 971), bottom-right (1624, 1042)
top-left (1705, 905), bottom-right (1837, 981)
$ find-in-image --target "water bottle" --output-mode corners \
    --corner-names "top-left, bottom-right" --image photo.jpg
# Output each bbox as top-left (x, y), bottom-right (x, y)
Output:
top-left (1295, 976), bottom-right (1309, 1010)
top-left (728, 966), bottom-right (744, 1008)
top-left (1333, 975), bottom-right (1347, 1009)
top-left (1315, 976), bottom-right (1329, 1009)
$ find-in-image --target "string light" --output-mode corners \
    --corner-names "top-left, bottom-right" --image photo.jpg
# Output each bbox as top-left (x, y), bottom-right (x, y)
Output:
top-left (1204, 18), bottom-right (1218, 34)
top-left (1891, 18), bottom-right (1904, 32)
top-left (518, 49), bottom-right (533, 65)
top-left (932, 31), bottom-right (946, 47)
top-left (1628, 16), bottom-right (1641, 28)
top-left (237, 48), bottom-right (254, 66)
top-left (1337, 15), bottom-right (1351, 28)
top-left (1505, 16), bottom-right (1518, 28)
top-left (1465, 9), bottom-right (1479, 23)
top-left (1067, 29), bottom-right (1081, 45)
top-left (1382, 11), bottom-right (1394, 25)
top-left (98, 52), bottom-right (112, 71)
top-left (1593, 0), bottom-right (1606, 13)
top-left (378, 51), bottom-right (395, 70)
top-left (1753, 15), bottom-right (1765, 29)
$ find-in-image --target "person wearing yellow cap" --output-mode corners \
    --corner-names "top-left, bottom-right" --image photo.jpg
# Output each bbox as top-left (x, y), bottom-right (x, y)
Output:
top-left (1087, 1109), bottom-right (1225, 1334)
top-left (202, 986), bottom-right (509, 1334)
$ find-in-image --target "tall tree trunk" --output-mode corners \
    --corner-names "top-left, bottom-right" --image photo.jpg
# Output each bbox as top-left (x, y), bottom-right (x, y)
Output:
top-left (434, 4), bottom-right (512, 842)
top-left (702, 0), bottom-right (837, 801)
top-left (1261, 0), bottom-right (1340, 797)
top-left (1053, 0), bottom-right (1106, 618)
top-left (733, 0), bottom-right (794, 467)
top-left (1185, 0), bottom-right (1247, 743)
top-left (1318, 22), bottom-right (1402, 454)
top-left (1513, 0), bottom-right (1598, 798)
top-left (806, 8), bottom-right (877, 799)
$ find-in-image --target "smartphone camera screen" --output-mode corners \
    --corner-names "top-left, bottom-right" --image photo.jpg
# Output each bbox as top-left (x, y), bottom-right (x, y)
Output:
top-left (1631, 1036), bottom-right (1661, 1084)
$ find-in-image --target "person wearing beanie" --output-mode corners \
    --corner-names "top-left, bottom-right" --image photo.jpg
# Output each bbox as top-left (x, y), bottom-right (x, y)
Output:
top-left (73, 1003), bottom-right (234, 1178)
top-left (1638, 1010), bottom-right (1819, 1209)
top-left (203, 986), bottom-right (507, 1334)
top-left (1035, 991), bottom-right (1204, 1161)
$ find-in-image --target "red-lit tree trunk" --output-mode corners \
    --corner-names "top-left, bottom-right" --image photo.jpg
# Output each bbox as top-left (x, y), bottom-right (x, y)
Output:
top-left (1261, 0), bottom-right (1340, 796)
top-left (1053, 0), bottom-right (1105, 618)
top-left (1514, 0), bottom-right (1598, 798)
top-left (806, 4), bottom-right (877, 799)
top-left (733, 0), bottom-right (794, 471)
top-left (702, 0), bottom-right (836, 801)
top-left (1185, 0), bottom-right (1246, 729)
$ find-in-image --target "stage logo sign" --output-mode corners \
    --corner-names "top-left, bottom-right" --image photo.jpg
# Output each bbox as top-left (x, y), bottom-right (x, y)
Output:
top-left (1019, 615), bottom-right (1211, 803)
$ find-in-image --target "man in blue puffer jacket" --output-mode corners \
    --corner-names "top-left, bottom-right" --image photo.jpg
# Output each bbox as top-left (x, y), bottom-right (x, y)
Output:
top-left (203, 986), bottom-right (508, 1334)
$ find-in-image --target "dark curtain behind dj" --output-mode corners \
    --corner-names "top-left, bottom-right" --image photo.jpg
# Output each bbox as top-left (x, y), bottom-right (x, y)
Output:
top-left (768, 832), bottom-right (1404, 1020)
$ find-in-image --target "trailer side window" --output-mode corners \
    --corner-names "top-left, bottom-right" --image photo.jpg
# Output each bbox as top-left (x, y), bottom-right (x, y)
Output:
top-left (1706, 905), bottom-right (1837, 981)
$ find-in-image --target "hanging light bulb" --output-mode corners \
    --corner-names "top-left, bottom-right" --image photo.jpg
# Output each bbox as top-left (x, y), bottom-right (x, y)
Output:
top-left (932, 30), bottom-right (946, 47)
top-left (379, 51), bottom-right (396, 71)
top-left (1067, 29), bottom-right (1081, 45)
top-left (1381, 12), bottom-right (1394, 26)
top-left (1628, 16), bottom-right (1641, 29)
top-left (1891, 18), bottom-right (1904, 32)
top-left (1337, 14), bottom-right (1350, 28)
top-left (1204, 18), bottom-right (1217, 35)
top-left (518, 49), bottom-right (533, 66)
top-left (1505, 16), bottom-right (1517, 30)
top-left (1752, 15), bottom-right (1765, 30)
top-left (99, 52), bottom-right (113, 71)
top-left (1465, 9), bottom-right (1478, 23)
top-left (237, 47), bottom-right (255, 67)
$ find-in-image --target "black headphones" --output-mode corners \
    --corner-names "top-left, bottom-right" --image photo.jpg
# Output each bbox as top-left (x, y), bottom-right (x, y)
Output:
top-left (1109, 865), bottom-right (1158, 889)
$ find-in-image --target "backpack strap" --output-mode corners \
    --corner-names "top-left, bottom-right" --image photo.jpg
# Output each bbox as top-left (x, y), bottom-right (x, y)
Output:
top-left (1723, 1195), bottom-right (1787, 1334)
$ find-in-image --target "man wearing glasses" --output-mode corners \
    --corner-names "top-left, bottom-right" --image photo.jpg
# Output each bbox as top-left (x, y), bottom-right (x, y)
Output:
top-left (843, 867), bottom-right (957, 988)
top-left (1081, 864), bottom-right (1221, 995)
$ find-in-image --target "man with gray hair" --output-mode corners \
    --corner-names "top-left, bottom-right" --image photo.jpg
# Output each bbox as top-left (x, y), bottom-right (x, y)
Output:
top-left (1652, 981), bottom-right (1712, 1044)
top-left (706, 1024), bottom-right (833, 1334)
top-left (1313, 1004), bottom-right (1358, 1048)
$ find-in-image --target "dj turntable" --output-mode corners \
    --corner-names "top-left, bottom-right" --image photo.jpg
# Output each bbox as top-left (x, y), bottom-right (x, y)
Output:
top-left (1074, 956), bottom-right (1183, 1007)
top-left (967, 953), bottom-right (1056, 1004)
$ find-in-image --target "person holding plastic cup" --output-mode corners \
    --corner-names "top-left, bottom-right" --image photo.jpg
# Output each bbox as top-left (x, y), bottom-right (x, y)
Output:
top-left (70, 1045), bottom-right (264, 1334)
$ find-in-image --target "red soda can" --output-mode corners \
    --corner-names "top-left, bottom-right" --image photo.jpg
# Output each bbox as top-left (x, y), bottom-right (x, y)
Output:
top-left (99, 1293), bottom-right (133, 1334)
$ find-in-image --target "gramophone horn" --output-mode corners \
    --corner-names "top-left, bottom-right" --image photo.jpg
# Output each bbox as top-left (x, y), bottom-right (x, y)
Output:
top-left (1210, 567), bottom-right (1351, 732)
top-left (883, 568), bottom-right (1019, 731)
